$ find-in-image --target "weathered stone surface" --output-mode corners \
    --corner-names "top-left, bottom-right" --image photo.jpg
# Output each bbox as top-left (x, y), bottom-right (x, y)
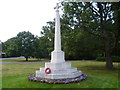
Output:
top-left (45, 62), bottom-right (71, 69)
top-left (36, 65), bottom-right (82, 79)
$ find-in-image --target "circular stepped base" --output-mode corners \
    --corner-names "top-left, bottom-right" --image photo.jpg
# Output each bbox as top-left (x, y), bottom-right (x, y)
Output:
top-left (28, 74), bottom-right (87, 84)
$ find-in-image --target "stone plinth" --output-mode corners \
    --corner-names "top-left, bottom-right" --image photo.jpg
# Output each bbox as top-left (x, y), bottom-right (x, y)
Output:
top-left (36, 62), bottom-right (82, 79)
top-left (51, 51), bottom-right (65, 63)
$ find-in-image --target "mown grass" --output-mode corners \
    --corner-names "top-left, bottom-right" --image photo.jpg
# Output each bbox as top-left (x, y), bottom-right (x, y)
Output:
top-left (1, 58), bottom-right (50, 62)
top-left (2, 60), bottom-right (119, 88)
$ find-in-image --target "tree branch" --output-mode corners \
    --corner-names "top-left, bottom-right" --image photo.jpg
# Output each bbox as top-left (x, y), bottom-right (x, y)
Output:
top-left (81, 25), bottom-right (104, 39)
top-left (89, 5), bottom-right (100, 17)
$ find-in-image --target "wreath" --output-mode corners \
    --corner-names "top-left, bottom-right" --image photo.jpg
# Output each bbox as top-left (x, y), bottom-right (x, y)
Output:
top-left (45, 68), bottom-right (51, 74)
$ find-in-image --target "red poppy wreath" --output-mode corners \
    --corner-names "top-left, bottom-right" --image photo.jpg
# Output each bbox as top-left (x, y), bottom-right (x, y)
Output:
top-left (45, 68), bottom-right (51, 74)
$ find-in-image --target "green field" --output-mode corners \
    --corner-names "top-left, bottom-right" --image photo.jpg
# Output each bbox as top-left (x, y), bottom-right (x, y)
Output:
top-left (1, 58), bottom-right (50, 62)
top-left (1, 59), bottom-right (119, 88)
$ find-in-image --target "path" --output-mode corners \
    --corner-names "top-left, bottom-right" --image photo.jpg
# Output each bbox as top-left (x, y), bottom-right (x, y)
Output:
top-left (0, 56), bottom-right (25, 60)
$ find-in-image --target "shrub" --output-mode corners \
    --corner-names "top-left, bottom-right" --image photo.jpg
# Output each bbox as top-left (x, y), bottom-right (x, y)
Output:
top-left (96, 57), bottom-right (105, 61)
top-left (112, 56), bottom-right (120, 62)
top-left (96, 56), bottom-right (120, 62)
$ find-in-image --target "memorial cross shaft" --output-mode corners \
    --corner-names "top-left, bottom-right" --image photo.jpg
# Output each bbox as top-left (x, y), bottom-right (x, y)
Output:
top-left (54, 3), bottom-right (61, 51)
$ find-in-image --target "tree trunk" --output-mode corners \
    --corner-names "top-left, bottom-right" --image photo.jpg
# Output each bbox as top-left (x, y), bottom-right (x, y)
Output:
top-left (105, 50), bottom-right (113, 69)
top-left (105, 37), bottom-right (113, 69)
top-left (26, 57), bottom-right (28, 61)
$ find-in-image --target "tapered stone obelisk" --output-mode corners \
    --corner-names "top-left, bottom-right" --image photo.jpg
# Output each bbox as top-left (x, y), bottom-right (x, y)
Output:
top-left (35, 3), bottom-right (82, 79)
top-left (51, 3), bottom-right (65, 63)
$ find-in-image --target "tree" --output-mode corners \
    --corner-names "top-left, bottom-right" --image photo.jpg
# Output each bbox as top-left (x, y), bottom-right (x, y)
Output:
top-left (17, 31), bottom-right (36, 61)
top-left (61, 2), bottom-right (119, 69)
top-left (2, 37), bottom-right (20, 57)
top-left (41, 21), bottom-right (55, 57)
top-left (111, 2), bottom-right (120, 56)
top-left (33, 36), bottom-right (50, 60)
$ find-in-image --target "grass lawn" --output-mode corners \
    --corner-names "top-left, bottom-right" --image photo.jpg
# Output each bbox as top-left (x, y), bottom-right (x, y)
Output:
top-left (2, 59), bottom-right (119, 88)
top-left (1, 58), bottom-right (50, 62)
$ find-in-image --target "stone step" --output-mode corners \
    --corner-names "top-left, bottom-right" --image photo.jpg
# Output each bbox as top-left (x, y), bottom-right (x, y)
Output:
top-left (50, 67), bottom-right (77, 74)
top-left (36, 70), bottom-right (82, 79)
top-left (45, 62), bottom-right (71, 70)
top-left (39, 67), bottom-right (78, 74)
top-left (47, 71), bottom-right (82, 76)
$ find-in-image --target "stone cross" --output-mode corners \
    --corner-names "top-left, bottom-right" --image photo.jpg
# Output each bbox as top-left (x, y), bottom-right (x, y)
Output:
top-left (54, 3), bottom-right (60, 12)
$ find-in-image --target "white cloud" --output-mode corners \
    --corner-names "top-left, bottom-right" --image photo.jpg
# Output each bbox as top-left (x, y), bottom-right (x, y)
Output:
top-left (0, 0), bottom-right (60, 42)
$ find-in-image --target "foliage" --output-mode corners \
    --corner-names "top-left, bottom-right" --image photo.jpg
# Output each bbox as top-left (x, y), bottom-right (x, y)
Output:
top-left (17, 31), bottom-right (37, 61)
top-left (112, 56), bottom-right (120, 62)
top-left (2, 37), bottom-right (20, 57)
top-left (60, 2), bottom-right (120, 69)
top-left (111, 2), bottom-right (120, 56)
top-left (2, 31), bottom-right (37, 61)
top-left (63, 30), bottom-right (104, 60)
top-left (33, 36), bottom-right (50, 59)
top-left (96, 56), bottom-right (120, 62)
top-left (96, 57), bottom-right (105, 62)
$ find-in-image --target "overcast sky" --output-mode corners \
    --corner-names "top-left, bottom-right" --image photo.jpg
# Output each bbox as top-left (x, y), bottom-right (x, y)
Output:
top-left (0, 0), bottom-right (62, 42)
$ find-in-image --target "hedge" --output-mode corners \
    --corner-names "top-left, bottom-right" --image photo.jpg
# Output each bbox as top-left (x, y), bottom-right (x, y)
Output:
top-left (96, 56), bottom-right (120, 62)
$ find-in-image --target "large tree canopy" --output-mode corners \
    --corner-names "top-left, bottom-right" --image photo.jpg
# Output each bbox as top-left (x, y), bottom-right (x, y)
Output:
top-left (17, 31), bottom-right (37, 61)
top-left (61, 2), bottom-right (120, 68)
top-left (2, 37), bottom-right (20, 57)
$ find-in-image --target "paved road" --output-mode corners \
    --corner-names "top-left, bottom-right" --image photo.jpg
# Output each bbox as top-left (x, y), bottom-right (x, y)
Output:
top-left (0, 56), bottom-right (25, 60)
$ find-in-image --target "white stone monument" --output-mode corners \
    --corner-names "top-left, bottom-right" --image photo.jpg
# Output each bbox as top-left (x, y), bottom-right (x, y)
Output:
top-left (35, 3), bottom-right (82, 79)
